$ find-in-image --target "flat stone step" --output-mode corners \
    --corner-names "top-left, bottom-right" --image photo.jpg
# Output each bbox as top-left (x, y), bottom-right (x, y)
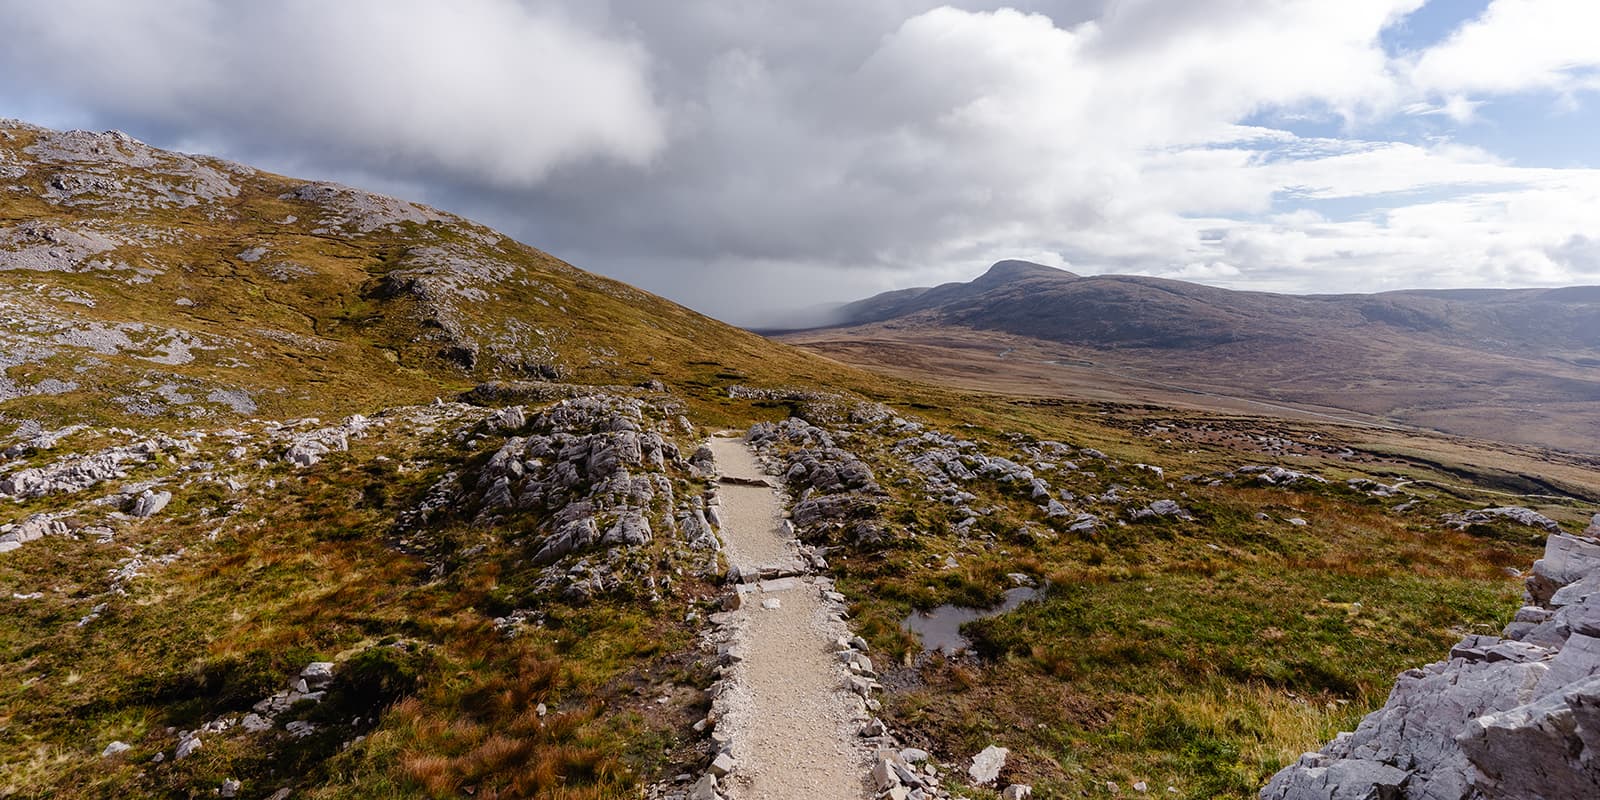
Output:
top-left (718, 475), bottom-right (774, 488)
top-left (759, 577), bottom-right (801, 593)
top-left (736, 576), bottom-right (804, 595)
top-left (733, 565), bottom-right (807, 584)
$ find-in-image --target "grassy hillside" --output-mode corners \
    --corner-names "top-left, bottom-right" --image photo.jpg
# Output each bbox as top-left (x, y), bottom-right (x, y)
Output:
top-left (777, 391), bottom-right (1575, 796)
top-left (0, 119), bottom-right (844, 431)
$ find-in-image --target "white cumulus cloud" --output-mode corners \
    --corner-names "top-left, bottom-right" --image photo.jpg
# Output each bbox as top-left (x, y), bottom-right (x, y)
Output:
top-left (1409, 0), bottom-right (1600, 97)
top-left (0, 0), bottom-right (666, 186)
top-left (2, 0), bottom-right (1600, 323)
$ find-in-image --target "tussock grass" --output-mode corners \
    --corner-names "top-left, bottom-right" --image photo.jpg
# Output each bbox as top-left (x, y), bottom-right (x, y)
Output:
top-left (0, 416), bottom-right (707, 799)
top-left (765, 391), bottom-right (1555, 798)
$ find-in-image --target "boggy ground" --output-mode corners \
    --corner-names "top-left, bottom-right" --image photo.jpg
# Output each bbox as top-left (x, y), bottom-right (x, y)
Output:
top-left (780, 324), bottom-right (1600, 458)
top-left (0, 378), bottom-right (1585, 799)
top-left (740, 390), bottom-right (1592, 798)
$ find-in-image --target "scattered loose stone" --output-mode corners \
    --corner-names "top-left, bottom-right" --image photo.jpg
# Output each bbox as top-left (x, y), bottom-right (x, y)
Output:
top-left (129, 489), bottom-right (171, 517)
top-left (688, 774), bottom-right (719, 800)
top-left (968, 744), bottom-right (1009, 785)
top-left (1443, 505), bottom-right (1561, 533)
top-left (301, 661), bottom-right (335, 687)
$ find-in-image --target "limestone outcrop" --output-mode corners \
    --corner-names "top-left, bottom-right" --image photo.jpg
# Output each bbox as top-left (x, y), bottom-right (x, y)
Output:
top-left (1261, 528), bottom-right (1600, 799)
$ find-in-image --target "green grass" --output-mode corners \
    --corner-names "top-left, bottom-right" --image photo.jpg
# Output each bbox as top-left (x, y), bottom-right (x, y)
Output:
top-left (753, 395), bottom-right (1551, 798)
top-left (0, 411), bottom-right (716, 799)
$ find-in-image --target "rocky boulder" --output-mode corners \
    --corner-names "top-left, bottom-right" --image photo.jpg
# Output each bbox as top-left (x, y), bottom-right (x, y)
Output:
top-left (0, 513), bottom-right (69, 553)
top-left (279, 415), bottom-right (376, 467)
top-left (0, 446), bottom-right (144, 498)
top-left (1443, 506), bottom-right (1563, 534)
top-left (128, 489), bottom-right (172, 517)
top-left (389, 395), bottom-right (697, 596)
top-left (1131, 499), bottom-right (1190, 520)
top-left (969, 745), bottom-right (1009, 786)
top-left (747, 415), bottom-right (890, 548)
top-left (784, 447), bottom-right (880, 494)
top-left (1240, 465), bottom-right (1327, 486)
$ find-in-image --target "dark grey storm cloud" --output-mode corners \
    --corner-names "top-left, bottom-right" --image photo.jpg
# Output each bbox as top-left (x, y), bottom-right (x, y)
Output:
top-left (3, 0), bottom-right (1600, 324)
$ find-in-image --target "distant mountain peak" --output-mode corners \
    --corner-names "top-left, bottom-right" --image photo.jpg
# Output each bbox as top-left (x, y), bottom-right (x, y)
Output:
top-left (977, 259), bottom-right (1075, 283)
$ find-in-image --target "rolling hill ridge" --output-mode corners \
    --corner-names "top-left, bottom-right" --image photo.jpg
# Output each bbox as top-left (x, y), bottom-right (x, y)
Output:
top-left (786, 260), bottom-right (1600, 453)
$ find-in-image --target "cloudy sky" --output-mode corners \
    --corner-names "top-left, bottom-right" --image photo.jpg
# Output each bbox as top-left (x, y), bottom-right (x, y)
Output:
top-left (2, 0), bottom-right (1598, 324)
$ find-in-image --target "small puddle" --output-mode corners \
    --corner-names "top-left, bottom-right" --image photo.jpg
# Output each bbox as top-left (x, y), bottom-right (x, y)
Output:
top-left (902, 586), bottom-right (1040, 654)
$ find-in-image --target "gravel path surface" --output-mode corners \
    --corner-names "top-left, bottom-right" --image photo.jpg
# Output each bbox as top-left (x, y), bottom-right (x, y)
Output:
top-left (711, 439), bottom-right (803, 574)
top-left (709, 435), bottom-right (870, 800)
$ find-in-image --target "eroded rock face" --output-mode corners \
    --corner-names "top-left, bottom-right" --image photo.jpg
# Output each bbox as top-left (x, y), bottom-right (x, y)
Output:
top-left (469, 396), bottom-right (681, 529)
top-left (0, 436), bottom-right (192, 499)
top-left (1443, 506), bottom-right (1562, 535)
top-left (1261, 531), bottom-right (1600, 800)
top-left (283, 182), bottom-right (449, 234)
top-left (0, 220), bottom-right (121, 272)
top-left (396, 394), bottom-right (696, 594)
top-left (23, 125), bottom-right (244, 214)
top-left (748, 416), bottom-right (887, 547)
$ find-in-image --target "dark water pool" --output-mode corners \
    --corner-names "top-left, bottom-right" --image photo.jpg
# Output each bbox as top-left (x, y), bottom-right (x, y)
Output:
top-left (901, 586), bottom-right (1039, 654)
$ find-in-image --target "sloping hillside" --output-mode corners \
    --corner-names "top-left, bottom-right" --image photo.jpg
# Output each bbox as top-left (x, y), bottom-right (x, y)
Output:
top-left (0, 119), bottom-right (836, 430)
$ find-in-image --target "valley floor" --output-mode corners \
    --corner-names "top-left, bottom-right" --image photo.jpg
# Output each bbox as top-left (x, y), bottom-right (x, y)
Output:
top-left (779, 326), bottom-right (1600, 458)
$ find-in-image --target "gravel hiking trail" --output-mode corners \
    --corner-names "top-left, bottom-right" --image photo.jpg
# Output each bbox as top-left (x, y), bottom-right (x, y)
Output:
top-left (708, 435), bottom-right (869, 800)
